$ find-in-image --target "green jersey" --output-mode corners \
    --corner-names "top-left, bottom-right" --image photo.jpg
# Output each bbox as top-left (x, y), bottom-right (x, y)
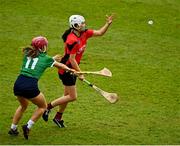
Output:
top-left (20, 53), bottom-right (55, 79)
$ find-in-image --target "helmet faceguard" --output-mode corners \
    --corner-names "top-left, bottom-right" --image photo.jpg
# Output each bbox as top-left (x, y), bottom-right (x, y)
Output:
top-left (69, 15), bottom-right (85, 30)
top-left (31, 36), bottom-right (48, 52)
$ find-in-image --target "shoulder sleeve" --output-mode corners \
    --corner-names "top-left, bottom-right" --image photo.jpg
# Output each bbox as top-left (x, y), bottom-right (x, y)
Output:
top-left (66, 35), bottom-right (78, 54)
top-left (45, 55), bottom-right (55, 67)
top-left (66, 34), bottom-right (78, 45)
top-left (86, 29), bottom-right (94, 38)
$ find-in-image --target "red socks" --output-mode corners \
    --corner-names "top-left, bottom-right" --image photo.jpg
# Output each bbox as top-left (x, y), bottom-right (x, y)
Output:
top-left (54, 112), bottom-right (63, 121)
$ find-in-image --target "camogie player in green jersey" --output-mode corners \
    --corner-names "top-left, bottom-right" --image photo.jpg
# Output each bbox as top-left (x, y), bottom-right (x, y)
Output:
top-left (8, 36), bottom-right (75, 140)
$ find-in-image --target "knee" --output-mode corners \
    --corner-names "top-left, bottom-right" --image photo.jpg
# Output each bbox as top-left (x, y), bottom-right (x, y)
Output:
top-left (41, 107), bottom-right (46, 113)
top-left (41, 105), bottom-right (47, 111)
top-left (38, 106), bottom-right (46, 114)
top-left (37, 103), bottom-right (47, 112)
top-left (44, 104), bottom-right (47, 109)
top-left (69, 95), bottom-right (77, 102)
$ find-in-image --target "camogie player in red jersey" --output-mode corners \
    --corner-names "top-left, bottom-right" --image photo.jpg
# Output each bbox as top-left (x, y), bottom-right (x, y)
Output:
top-left (43, 14), bottom-right (114, 127)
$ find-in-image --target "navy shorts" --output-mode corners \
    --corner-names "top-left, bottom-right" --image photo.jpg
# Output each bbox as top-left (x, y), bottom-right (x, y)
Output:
top-left (59, 71), bottom-right (77, 86)
top-left (13, 75), bottom-right (40, 99)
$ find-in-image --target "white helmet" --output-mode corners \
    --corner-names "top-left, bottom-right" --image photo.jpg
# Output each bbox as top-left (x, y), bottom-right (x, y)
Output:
top-left (69, 15), bottom-right (85, 29)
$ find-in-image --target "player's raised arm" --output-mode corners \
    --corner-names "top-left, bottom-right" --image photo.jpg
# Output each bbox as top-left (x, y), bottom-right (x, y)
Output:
top-left (93, 14), bottom-right (114, 37)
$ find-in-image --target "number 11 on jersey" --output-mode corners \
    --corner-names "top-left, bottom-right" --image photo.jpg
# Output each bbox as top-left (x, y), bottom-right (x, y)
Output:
top-left (25, 57), bottom-right (39, 69)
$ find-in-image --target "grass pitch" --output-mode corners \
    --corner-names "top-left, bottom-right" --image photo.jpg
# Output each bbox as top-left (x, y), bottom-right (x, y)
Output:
top-left (0, 0), bottom-right (179, 144)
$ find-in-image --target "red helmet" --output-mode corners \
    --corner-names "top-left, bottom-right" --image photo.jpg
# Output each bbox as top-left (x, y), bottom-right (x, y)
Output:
top-left (31, 36), bottom-right (48, 50)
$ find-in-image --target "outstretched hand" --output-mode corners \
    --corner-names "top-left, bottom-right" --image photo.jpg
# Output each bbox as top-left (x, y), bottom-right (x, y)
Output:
top-left (106, 14), bottom-right (114, 25)
top-left (53, 54), bottom-right (62, 62)
top-left (73, 71), bottom-right (85, 80)
top-left (69, 69), bottom-right (84, 80)
top-left (78, 74), bottom-right (85, 81)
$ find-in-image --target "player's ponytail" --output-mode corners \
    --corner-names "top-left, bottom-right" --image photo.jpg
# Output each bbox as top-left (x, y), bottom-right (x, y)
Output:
top-left (62, 28), bottom-right (72, 42)
top-left (23, 46), bottom-right (39, 58)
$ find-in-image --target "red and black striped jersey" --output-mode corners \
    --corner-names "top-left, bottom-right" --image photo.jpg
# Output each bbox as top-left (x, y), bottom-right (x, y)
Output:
top-left (59, 29), bottom-right (93, 74)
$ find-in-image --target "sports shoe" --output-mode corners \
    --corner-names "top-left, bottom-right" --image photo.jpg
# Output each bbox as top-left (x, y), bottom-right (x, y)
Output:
top-left (53, 118), bottom-right (65, 128)
top-left (22, 124), bottom-right (30, 140)
top-left (42, 109), bottom-right (50, 122)
top-left (8, 129), bottom-right (19, 136)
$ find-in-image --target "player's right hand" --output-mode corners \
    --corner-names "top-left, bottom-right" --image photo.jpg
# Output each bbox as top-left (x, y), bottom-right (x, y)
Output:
top-left (78, 74), bottom-right (85, 81)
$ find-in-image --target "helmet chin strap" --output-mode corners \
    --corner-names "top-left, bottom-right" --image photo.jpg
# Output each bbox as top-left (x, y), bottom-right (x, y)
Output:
top-left (73, 25), bottom-right (80, 31)
top-left (72, 29), bottom-right (81, 37)
top-left (73, 25), bottom-right (86, 32)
